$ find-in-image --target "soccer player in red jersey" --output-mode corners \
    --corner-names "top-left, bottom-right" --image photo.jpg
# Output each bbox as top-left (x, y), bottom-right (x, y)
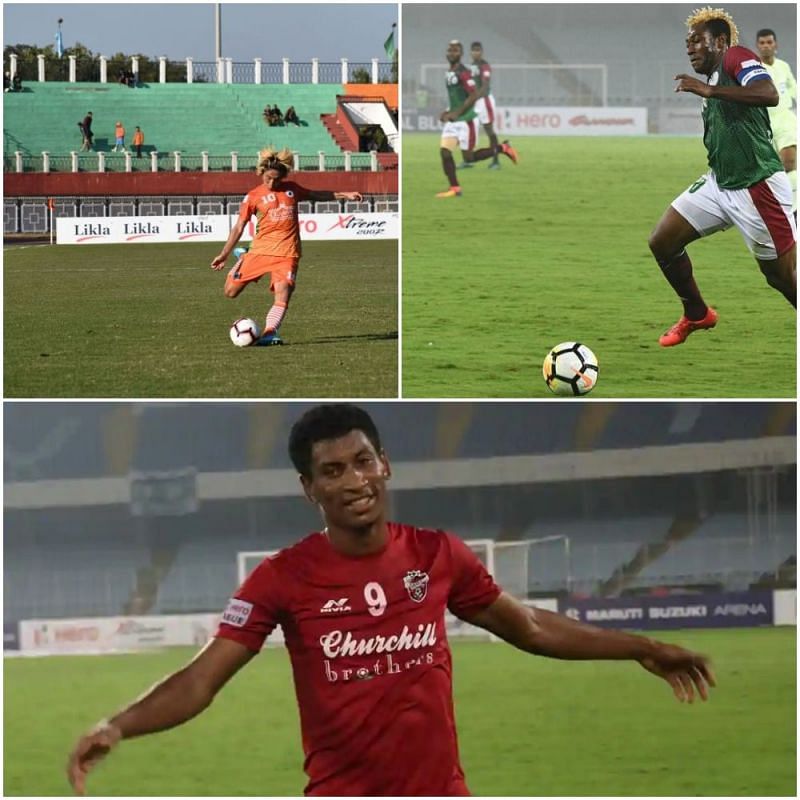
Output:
top-left (470, 42), bottom-right (501, 169)
top-left (210, 147), bottom-right (362, 345)
top-left (67, 405), bottom-right (715, 797)
top-left (648, 8), bottom-right (796, 347)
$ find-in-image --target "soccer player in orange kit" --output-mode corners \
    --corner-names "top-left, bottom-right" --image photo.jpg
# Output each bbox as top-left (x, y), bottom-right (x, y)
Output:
top-left (211, 147), bottom-right (362, 345)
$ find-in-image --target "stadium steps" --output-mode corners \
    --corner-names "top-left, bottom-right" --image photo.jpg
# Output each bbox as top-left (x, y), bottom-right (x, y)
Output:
top-left (321, 112), bottom-right (356, 151)
top-left (598, 513), bottom-right (702, 596)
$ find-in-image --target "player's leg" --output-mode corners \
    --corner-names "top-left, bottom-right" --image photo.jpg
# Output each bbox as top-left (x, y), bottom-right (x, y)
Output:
top-left (482, 96), bottom-right (500, 168)
top-left (649, 176), bottom-right (728, 346)
top-left (224, 251), bottom-right (266, 299)
top-left (461, 118), bottom-right (510, 165)
top-left (484, 123), bottom-right (500, 168)
top-left (736, 172), bottom-right (797, 307)
top-left (259, 259), bottom-right (299, 343)
top-left (437, 122), bottom-right (464, 197)
top-left (756, 245), bottom-right (796, 308)
top-left (648, 205), bottom-right (707, 317)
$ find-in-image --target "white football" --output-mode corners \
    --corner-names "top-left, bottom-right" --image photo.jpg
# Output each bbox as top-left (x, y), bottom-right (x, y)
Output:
top-left (543, 342), bottom-right (599, 396)
top-left (230, 318), bottom-right (260, 347)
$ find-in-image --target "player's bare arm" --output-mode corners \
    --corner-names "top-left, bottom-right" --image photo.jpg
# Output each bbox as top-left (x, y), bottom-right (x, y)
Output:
top-left (211, 217), bottom-right (248, 269)
top-left (675, 73), bottom-right (779, 106)
top-left (67, 637), bottom-right (254, 795)
top-left (465, 592), bottom-right (716, 703)
top-left (306, 190), bottom-right (363, 202)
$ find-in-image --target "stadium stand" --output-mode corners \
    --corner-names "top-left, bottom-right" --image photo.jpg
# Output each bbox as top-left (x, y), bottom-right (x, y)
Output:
top-left (403, 5), bottom-right (796, 111)
top-left (3, 82), bottom-right (373, 167)
top-left (634, 512), bottom-right (796, 591)
top-left (4, 403), bottom-right (794, 482)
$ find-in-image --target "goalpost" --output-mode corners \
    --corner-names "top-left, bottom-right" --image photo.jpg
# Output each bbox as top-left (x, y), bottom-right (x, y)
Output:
top-left (237, 536), bottom-right (571, 596)
top-left (418, 63), bottom-right (609, 107)
top-left (236, 550), bottom-right (277, 585)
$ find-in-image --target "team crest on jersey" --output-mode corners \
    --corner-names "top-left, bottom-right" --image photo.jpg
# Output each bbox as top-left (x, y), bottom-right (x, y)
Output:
top-left (403, 569), bottom-right (430, 602)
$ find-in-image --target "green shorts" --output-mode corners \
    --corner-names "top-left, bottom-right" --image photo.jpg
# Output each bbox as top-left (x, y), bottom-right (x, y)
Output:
top-left (770, 111), bottom-right (797, 153)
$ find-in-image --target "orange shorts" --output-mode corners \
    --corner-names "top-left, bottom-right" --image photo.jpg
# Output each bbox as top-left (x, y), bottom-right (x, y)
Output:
top-left (228, 253), bottom-right (299, 292)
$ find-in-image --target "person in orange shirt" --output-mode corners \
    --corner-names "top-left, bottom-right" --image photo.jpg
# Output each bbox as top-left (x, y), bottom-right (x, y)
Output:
top-left (113, 121), bottom-right (126, 152)
top-left (132, 126), bottom-right (144, 158)
top-left (210, 146), bottom-right (363, 345)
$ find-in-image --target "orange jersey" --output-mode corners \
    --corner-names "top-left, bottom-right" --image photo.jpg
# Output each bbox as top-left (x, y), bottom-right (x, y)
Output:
top-left (132, 130), bottom-right (144, 145)
top-left (238, 181), bottom-right (309, 259)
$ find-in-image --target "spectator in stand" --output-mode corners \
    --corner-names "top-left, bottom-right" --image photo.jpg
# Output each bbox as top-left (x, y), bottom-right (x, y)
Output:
top-left (3, 71), bottom-right (10, 92)
top-left (133, 126), bottom-right (144, 158)
top-left (284, 106), bottom-right (300, 126)
top-left (113, 121), bottom-right (126, 152)
top-left (79, 111), bottom-right (94, 151)
top-left (263, 105), bottom-right (274, 126)
top-left (12, 73), bottom-right (21, 92)
top-left (272, 104), bottom-right (283, 125)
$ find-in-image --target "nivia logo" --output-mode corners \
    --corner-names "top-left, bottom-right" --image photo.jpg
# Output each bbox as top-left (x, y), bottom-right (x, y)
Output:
top-left (320, 598), bottom-right (351, 614)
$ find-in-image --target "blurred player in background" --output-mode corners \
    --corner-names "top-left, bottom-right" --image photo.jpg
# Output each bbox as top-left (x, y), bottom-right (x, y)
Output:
top-left (68, 404), bottom-right (715, 797)
top-left (437, 40), bottom-right (517, 198)
top-left (463, 41), bottom-right (501, 170)
top-left (210, 147), bottom-right (362, 345)
top-left (755, 28), bottom-right (797, 212)
top-left (649, 7), bottom-right (796, 347)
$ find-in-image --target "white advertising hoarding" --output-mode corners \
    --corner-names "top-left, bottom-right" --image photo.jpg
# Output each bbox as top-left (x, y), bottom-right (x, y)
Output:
top-left (19, 613), bottom-right (229, 654)
top-left (56, 212), bottom-right (399, 245)
top-left (495, 106), bottom-right (648, 136)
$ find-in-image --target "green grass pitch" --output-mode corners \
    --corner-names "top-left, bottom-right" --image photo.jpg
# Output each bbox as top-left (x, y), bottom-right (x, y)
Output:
top-left (4, 239), bottom-right (397, 398)
top-left (4, 628), bottom-right (795, 795)
top-left (402, 135), bottom-right (796, 398)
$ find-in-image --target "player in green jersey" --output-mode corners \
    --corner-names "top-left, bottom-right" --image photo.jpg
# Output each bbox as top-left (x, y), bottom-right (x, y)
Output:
top-left (458, 42), bottom-right (501, 170)
top-left (437, 40), bottom-right (517, 198)
top-left (756, 29), bottom-right (797, 212)
top-left (648, 7), bottom-right (796, 347)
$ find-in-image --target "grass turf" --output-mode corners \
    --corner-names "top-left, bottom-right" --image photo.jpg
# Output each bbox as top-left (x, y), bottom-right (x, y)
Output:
top-left (4, 240), bottom-right (397, 398)
top-left (402, 135), bottom-right (796, 398)
top-left (4, 627), bottom-right (795, 795)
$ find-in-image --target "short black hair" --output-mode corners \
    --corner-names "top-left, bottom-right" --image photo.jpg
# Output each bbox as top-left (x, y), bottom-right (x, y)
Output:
top-left (471, 41), bottom-right (482, 49)
top-left (704, 18), bottom-right (732, 45)
top-left (756, 28), bottom-right (777, 40)
top-left (288, 404), bottom-right (382, 479)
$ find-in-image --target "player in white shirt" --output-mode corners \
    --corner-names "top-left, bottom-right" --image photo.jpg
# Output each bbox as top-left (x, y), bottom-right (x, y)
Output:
top-left (756, 28), bottom-right (797, 211)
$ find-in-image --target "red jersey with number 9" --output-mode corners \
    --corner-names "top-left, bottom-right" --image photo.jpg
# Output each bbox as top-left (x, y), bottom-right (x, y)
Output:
top-left (237, 181), bottom-right (309, 258)
top-left (216, 522), bottom-right (502, 796)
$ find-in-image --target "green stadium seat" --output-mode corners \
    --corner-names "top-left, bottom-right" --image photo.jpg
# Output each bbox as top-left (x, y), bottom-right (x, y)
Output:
top-left (3, 82), bottom-right (350, 164)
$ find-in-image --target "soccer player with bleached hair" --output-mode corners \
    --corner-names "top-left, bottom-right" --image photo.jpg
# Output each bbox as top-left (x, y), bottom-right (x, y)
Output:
top-left (649, 7), bottom-right (796, 347)
top-left (67, 404), bottom-right (715, 797)
top-left (436, 40), bottom-right (517, 198)
top-left (210, 147), bottom-right (362, 345)
top-left (755, 28), bottom-right (797, 212)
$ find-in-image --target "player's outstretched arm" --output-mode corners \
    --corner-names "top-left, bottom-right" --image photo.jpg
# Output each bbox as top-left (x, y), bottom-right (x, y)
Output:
top-left (674, 73), bottom-right (779, 106)
top-left (465, 592), bottom-right (716, 703)
top-left (211, 217), bottom-right (248, 270)
top-left (306, 190), bottom-right (363, 202)
top-left (66, 637), bottom-right (255, 795)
